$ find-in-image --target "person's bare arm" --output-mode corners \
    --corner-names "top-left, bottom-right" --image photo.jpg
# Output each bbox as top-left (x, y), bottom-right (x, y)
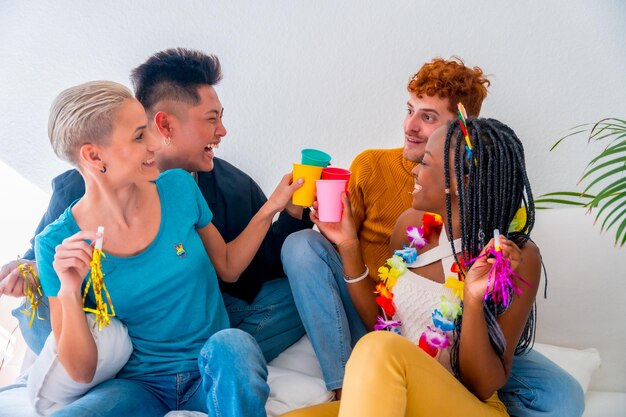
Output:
top-left (50, 230), bottom-right (101, 383)
top-left (458, 238), bottom-right (541, 400)
top-left (312, 194), bottom-right (379, 330)
top-left (199, 173), bottom-right (303, 282)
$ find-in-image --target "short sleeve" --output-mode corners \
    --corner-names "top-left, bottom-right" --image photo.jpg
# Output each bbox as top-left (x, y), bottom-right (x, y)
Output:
top-left (34, 233), bottom-right (62, 297)
top-left (191, 176), bottom-right (212, 229)
top-left (160, 169), bottom-right (213, 229)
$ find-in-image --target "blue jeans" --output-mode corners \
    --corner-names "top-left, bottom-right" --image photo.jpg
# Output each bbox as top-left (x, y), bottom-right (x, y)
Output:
top-left (49, 329), bottom-right (269, 417)
top-left (223, 278), bottom-right (305, 363)
top-left (281, 230), bottom-right (368, 391)
top-left (281, 230), bottom-right (585, 417)
top-left (500, 349), bottom-right (585, 417)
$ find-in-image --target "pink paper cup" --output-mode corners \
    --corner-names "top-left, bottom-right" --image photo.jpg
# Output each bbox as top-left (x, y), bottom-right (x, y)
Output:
top-left (321, 167), bottom-right (351, 190)
top-left (316, 179), bottom-right (347, 222)
top-left (292, 163), bottom-right (324, 207)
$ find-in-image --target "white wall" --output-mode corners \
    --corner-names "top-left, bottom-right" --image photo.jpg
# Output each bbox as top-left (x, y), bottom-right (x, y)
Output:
top-left (1, 0), bottom-right (625, 391)
top-left (533, 209), bottom-right (625, 393)
top-left (2, 1), bottom-right (625, 196)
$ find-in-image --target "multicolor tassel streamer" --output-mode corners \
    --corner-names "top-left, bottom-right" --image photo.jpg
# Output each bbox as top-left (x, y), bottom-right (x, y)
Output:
top-left (484, 229), bottom-right (530, 308)
top-left (457, 103), bottom-right (475, 163)
top-left (17, 259), bottom-right (45, 327)
top-left (82, 227), bottom-right (115, 330)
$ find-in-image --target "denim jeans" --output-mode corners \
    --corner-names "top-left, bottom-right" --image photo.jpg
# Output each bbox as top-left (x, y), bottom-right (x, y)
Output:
top-left (500, 349), bottom-right (585, 417)
top-left (281, 230), bottom-right (368, 391)
top-left (49, 329), bottom-right (269, 417)
top-left (281, 230), bottom-right (585, 417)
top-left (223, 278), bottom-right (305, 363)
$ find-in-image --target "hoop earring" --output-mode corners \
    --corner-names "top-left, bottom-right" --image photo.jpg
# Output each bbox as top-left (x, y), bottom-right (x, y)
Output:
top-left (164, 136), bottom-right (172, 146)
top-left (100, 166), bottom-right (107, 174)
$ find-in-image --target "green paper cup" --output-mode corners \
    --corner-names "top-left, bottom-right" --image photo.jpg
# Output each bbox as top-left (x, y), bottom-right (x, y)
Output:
top-left (301, 149), bottom-right (332, 167)
top-left (321, 167), bottom-right (351, 190)
top-left (316, 179), bottom-right (347, 222)
top-left (292, 163), bottom-right (323, 207)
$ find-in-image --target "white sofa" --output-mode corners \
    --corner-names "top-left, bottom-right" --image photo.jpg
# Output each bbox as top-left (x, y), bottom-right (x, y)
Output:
top-left (1, 208), bottom-right (625, 416)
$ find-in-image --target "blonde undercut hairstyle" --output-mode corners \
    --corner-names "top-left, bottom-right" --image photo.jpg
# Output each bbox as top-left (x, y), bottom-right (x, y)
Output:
top-left (48, 80), bottom-right (133, 164)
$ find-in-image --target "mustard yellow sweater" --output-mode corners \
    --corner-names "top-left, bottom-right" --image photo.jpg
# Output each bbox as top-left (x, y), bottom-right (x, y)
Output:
top-left (348, 148), bottom-right (416, 279)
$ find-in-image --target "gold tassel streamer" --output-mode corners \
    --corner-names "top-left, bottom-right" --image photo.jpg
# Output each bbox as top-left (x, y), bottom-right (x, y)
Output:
top-left (82, 247), bottom-right (115, 331)
top-left (17, 259), bottom-right (44, 327)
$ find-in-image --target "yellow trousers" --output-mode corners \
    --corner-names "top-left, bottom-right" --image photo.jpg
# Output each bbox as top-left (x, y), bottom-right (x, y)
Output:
top-left (282, 331), bottom-right (508, 417)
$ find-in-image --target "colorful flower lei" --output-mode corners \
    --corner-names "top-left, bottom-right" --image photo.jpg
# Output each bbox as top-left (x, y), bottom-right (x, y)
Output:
top-left (374, 212), bottom-right (466, 357)
top-left (375, 215), bottom-right (531, 358)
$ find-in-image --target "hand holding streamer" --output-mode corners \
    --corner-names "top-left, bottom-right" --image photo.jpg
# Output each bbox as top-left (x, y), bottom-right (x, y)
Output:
top-left (484, 229), bottom-right (529, 307)
top-left (17, 259), bottom-right (44, 327)
top-left (82, 226), bottom-right (116, 330)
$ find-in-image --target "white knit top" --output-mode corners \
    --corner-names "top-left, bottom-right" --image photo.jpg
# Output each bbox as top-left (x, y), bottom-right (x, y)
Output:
top-left (391, 226), bottom-right (461, 372)
top-left (392, 270), bottom-right (457, 371)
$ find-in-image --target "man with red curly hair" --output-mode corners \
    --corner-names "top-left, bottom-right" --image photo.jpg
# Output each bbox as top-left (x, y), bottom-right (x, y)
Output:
top-left (282, 57), bottom-right (584, 417)
top-left (348, 57), bottom-right (490, 277)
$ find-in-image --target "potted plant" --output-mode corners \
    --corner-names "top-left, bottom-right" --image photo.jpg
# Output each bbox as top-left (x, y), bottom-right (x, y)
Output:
top-left (536, 118), bottom-right (626, 247)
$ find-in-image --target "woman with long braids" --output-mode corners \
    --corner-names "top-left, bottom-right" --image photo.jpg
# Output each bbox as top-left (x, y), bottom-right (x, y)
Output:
top-left (283, 117), bottom-right (540, 416)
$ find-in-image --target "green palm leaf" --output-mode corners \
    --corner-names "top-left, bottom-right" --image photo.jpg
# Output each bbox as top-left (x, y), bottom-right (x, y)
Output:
top-left (539, 117), bottom-right (626, 247)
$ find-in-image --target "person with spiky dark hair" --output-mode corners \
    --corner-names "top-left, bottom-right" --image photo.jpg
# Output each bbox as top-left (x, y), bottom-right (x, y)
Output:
top-left (1, 49), bottom-right (312, 416)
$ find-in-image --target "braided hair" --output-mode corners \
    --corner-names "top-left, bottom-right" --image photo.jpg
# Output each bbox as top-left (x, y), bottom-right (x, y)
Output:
top-left (443, 118), bottom-right (536, 378)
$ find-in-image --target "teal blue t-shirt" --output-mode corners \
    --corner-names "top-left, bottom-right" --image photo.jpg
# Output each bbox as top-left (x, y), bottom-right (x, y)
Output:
top-left (35, 169), bottom-right (229, 378)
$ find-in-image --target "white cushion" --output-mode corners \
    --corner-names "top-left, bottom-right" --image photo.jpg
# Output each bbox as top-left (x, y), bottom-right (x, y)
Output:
top-left (266, 365), bottom-right (333, 417)
top-left (268, 335), bottom-right (325, 379)
top-left (26, 314), bottom-right (132, 415)
top-left (533, 342), bottom-right (601, 393)
top-left (266, 336), bottom-right (333, 417)
top-left (582, 391), bottom-right (626, 417)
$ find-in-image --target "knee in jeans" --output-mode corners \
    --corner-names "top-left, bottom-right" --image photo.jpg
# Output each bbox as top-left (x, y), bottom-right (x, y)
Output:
top-left (201, 328), bottom-right (259, 365)
top-left (282, 230), bottom-right (327, 261)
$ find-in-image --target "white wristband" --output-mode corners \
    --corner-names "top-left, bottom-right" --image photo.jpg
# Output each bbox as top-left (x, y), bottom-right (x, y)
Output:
top-left (343, 265), bottom-right (369, 284)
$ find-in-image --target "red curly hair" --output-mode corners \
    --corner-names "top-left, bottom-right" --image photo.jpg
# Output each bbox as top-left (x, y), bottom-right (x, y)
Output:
top-left (407, 57), bottom-right (490, 117)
